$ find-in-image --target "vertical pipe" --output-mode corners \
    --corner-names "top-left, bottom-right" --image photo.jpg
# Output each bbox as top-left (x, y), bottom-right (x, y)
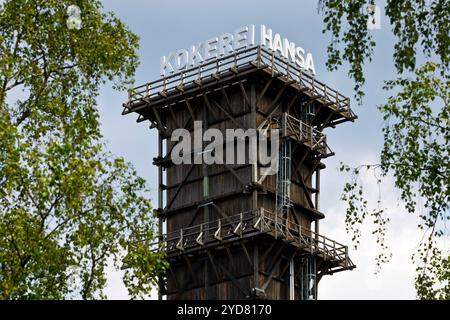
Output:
top-left (202, 101), bottom-right (209, 202)
top-left (202, 96), bottom-right (210, 299)
top-left (157, 132), bottom-right (163, 300)
top-left (289, 258), bottom-right (295, 300)
top-left (314, 166), bottom-right (320, 300)
top-left (251, 84), bottom-right (258, 210)
top-left (314, 167), bottom-right (320, 238)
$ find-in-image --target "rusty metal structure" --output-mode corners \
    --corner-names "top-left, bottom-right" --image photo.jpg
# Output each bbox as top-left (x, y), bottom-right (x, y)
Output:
top-left (122, 45), bottom-right (356, 299)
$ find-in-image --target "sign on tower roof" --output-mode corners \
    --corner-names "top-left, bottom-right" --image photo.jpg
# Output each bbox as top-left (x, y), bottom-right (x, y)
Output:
top-left (160, 24), bottom-right (316, 77)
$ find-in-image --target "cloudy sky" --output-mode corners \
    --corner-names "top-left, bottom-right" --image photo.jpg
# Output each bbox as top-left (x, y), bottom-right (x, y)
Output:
top-left (97, 0), bottom-right (426, 299)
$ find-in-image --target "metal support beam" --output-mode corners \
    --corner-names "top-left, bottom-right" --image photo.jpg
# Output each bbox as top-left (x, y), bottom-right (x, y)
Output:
top-left (166, 163), bottom-right (195, 209)
top-left (261, 243), bottom-right (287, 291)
top-left (256, 78), bottom-right (273, 106)
top-left (208, 249), bottom-right (250, 297)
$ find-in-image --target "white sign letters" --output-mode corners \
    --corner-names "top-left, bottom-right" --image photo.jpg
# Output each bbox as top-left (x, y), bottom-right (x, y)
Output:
top-left (160, 24), bottom-right (316, 76)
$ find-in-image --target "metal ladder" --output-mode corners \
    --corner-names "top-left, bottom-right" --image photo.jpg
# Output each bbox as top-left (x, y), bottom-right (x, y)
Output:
top-left (275, 135), bottom-right (292, 237)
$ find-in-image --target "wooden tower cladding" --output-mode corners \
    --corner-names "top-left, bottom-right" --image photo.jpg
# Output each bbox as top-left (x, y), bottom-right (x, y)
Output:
top-left (123, 46), bottom-right (356, 300)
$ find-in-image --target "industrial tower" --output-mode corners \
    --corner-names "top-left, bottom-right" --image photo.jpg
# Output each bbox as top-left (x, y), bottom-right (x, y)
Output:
top-left (123, 45), bottom-right (356, 299)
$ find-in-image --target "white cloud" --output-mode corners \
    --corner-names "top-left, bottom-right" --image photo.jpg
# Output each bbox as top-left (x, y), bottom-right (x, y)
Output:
top-left (104, 258), bottom-right (159, 300)
top-left (319, 153), bottom-right (422, 299)
top-left (104, 260), bottom-right (129, 300)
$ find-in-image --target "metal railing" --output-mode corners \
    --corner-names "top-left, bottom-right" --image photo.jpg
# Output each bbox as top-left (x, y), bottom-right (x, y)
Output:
top-left (259, 113), bottom-right (333, 156)
top-left (255, 209), bottom-right (349, 267)
top-left (163, 210), bottom-right (256, 252)
top-left (124, 46), bottom-right (353, 119)
top-left (281, 113), bottom-right (332, 156)
top-left (156, 208), bottom-right (352, 268)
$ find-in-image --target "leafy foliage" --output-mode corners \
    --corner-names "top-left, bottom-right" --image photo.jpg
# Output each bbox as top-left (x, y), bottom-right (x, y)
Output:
top-left (319, 0), bottom-right (449, 298)
top-left (381, 62), bottom-right (448, 228)
top-left (0, 0), bottom-right (167, 299)
top-left (318, 0), bottom-right (376, 101)
top-left (415, 241), bottom-right (450, 299)
top-left (381, 62), bottom-right (449, 299)
top-left (339, 164), bottom-right (391, 272)
top-left (319, 0), bottom-right (449, 101)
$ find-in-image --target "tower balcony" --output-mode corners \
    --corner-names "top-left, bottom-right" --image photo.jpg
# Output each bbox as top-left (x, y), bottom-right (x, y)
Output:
top-left (155, 208), bottom-right (355, 275)
top-left (259, 112), bottom-right (334, 158)
top-left (122, 45), bottom-right (356, 129)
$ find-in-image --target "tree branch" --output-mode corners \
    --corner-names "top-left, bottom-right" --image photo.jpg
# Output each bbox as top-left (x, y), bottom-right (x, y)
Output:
top-left (0, 28), bottom-right (24, 104)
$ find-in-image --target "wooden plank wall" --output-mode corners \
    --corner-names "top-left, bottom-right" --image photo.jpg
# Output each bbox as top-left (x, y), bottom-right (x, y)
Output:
top-left (163, 77), bottom-right (321, 299)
